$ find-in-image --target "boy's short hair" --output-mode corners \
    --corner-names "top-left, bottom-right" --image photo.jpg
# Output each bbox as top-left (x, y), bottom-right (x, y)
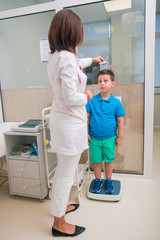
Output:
top-left (97, 69), bottom-right (115, 81)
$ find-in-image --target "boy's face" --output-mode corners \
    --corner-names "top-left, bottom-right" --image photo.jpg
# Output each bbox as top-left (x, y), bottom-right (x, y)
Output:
top-left (98, 74), bottom-right (115, 94)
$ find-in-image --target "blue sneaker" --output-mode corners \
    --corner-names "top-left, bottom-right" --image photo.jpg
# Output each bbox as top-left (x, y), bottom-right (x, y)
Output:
top-left (92, 179), bottom-right (102, 193)
top-left (105, 179), bottom-right (114, 194)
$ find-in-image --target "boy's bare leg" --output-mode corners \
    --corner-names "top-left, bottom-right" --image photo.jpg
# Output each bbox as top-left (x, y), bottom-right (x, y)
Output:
top-left (105, 162), bottom-right (114, 179)
top-left (93, 162), bottom-right (102, 179)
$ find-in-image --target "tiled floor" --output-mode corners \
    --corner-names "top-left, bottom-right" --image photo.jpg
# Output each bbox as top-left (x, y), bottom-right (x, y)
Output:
top-left (0, 129), bottom-right (160, 240)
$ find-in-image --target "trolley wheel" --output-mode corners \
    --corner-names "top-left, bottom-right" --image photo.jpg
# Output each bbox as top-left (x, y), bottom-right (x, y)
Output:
top-left (49, 189), bottom-right (52, 199)
top-left (41, 198), bottom-right (46, 202)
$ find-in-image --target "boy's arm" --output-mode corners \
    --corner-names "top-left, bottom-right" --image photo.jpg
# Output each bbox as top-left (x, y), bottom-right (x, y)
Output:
top-left (87, 113), bottom-right (91, 142)
top-left (116, 116), bottom-right (124, 146)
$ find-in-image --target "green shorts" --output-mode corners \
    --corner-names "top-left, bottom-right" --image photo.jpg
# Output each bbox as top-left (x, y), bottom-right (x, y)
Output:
top-left (89, 136), bottom-right (117, 163)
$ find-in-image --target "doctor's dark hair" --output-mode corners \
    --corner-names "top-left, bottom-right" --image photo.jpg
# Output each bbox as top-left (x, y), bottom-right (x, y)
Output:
top-left (48, 9), bottom-right (83, 54)
top-left (97, 69), bottom-right (115, 81)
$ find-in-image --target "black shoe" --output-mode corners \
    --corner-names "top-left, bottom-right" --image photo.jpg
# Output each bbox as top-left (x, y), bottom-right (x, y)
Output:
top-left (52, 225), bottom-right (85, 237)
top-left (65, 204), bottom-right (80, 214)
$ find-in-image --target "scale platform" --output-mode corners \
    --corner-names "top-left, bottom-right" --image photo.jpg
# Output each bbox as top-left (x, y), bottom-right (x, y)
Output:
top-left (87, 179), bottom-right (122, 202)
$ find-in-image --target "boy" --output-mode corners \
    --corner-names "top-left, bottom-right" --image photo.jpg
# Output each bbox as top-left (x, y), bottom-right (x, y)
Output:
top-left (86, 69), bottom-right (125, 194)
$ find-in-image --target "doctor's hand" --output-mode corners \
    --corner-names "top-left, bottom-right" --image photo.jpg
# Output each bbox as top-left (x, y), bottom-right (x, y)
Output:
top-left (88, 134), bottom-right (91, 144)
top-left (92, 56), bottom-right (104, 63)
top-left (85, 90), bottom-right (93, 101)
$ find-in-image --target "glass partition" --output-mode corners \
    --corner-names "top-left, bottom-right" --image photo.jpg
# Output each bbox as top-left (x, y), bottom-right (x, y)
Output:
top-left (68, 0), bottom-right (145, 174)
top-left (0, 0), bottom-right (54, 12)
top-left (155, 0), bottom-right (160, 87)
top-left (0, 11), bottom-right (54, 89)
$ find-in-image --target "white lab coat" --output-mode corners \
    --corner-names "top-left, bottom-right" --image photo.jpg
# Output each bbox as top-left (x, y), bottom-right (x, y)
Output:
top-left (47, 50), bottom-right (92, 156)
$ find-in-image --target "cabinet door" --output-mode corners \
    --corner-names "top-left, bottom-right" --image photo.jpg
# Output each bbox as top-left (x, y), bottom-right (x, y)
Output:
top-left (8, 159), bottom-right (40, 179)
top-left (10, 177), bottom-right (42, 197)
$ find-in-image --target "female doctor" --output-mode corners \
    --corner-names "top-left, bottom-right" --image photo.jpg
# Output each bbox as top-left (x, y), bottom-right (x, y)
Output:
top-left (47, 9), bottom-right (104, 237)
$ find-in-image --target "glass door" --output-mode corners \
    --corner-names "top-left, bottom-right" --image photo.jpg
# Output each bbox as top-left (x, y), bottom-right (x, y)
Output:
top-left (68, 0), bottom-right (145, 174)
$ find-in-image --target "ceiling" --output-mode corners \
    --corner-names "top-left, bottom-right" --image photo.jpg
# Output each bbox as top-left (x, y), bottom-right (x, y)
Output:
top-left (69, 1), bottom-right (145, 24)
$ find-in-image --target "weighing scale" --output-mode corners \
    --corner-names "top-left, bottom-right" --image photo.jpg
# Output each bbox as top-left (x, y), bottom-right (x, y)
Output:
top-left (87, 179), bottom-right (122, 202)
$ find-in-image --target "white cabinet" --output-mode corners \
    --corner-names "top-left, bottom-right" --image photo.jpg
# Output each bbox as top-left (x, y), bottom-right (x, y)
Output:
top-left (4, 130), bottom-right (48, 200)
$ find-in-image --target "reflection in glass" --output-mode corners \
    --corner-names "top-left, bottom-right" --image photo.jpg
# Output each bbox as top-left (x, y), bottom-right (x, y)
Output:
top-left (79, 21), bottom-right (110, 84)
